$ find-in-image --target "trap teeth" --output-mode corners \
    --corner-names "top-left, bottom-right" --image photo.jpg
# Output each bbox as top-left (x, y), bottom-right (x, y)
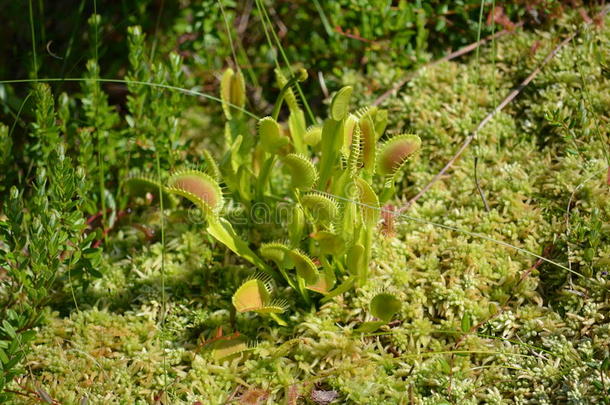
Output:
top-left (377, 134), bottom-right (421, 176)
top-left (282, 153), bottom-right (318, 189)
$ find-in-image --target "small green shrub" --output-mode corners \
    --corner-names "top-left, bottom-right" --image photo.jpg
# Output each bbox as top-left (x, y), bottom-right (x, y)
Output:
top-left (0, 147), bottom-right (100, 400)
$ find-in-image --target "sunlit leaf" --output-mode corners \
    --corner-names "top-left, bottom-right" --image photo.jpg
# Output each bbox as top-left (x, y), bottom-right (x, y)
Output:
top-left (330, 86), bottom-right (353, 121)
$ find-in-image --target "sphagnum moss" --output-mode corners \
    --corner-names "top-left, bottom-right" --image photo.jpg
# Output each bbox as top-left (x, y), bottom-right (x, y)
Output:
top-left (12, 14), bottom-right (610, 405)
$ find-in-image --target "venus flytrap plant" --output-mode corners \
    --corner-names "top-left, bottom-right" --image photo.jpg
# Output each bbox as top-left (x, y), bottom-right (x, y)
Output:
top-left (219, 76), bottom-right (421, 320)
top-left (127, 70), bottom-right (422, 328)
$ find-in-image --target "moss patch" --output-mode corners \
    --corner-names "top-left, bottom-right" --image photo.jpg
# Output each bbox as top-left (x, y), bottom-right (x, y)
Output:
top-left (13, 16), bottom-right (610, 405)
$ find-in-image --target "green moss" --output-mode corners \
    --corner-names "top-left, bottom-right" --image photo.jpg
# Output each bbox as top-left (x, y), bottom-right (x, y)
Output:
top-left (11, 14), bottom-right (610, 404)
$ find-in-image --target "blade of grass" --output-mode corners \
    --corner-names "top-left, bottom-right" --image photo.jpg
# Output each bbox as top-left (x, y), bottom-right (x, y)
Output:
top-left (28, 0), bottom-right (38, 78)
top-left (7, 93), bottom-right (33, 136)
top-left (312, 0), bottom-right (333, 38)
top-left (60, 0), bottom-right (87, 83)
top-left (155, 148), bottom-right (168, 392)
top-left (91, 2), bottom-right (107, 236)
top-left (217, 1), bottom-right (260, 99)
top-left (472, 0), bottom-right (490, 212)
top-left (149, 0), bottom-right (165, 60)
top-left (0, 77), bottom-right (260, 119)
top-left (254, 0), bottom-right (315, 124)
top-left (218, 0), bottom-right (239, 68)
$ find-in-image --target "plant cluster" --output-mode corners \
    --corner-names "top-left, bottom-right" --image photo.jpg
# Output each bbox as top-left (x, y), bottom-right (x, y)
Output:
top-left (1, 3), bottom-right (609, 403)
top-left (127, 67), bottom-right (420, 338)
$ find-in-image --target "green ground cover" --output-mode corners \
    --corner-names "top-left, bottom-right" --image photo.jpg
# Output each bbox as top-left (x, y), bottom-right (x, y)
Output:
top-left (1, 2), bottom-right (609, 404)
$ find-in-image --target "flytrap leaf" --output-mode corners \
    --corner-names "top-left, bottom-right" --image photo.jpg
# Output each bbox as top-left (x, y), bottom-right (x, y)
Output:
top-left (311, 231), bottom-right (345, 256)
top-left (206, 218), bottom-right (271, 272)
top-left (356, 293), bottom-right (401, 333)
top-left (301, 193), bottom-right (339, 225)
top-left (202, 149), bottom-right (221, 181)
top-left (167, 172), bottom-right (270, 272)
top-left (258, 116), bottom-right (289, 154)
top-left (166, 170), bottom-right (223, 217)
top-left (220, 68), bottom-right (246, 120)
top-left (330, 86), bottom-right (353, 121)
top-left (260, 242), bottom-right (293, 269)
top-left (320, 276), bottom-right (356, 303)
top-left (358, 108), bottom-right (377, 174)
top-left (275, 68), bottom-right (299, 113)
top-left (355, 178), bottom-right (380, 227)
top-left (342, 114), bottom-right (359, 156)
top-left (288, 109), bottom-right (307, 155)
top-left (346, 121), bottom-right (362, 175)
top-left (346, 243), bottom-right (366, 278)
top-left (232, 275), bottom-right (287, 314)
top-left (230, 283), bottom-right (267, 312)
top-left (304, 125), bottom-right (322, 146)
top-left (288, 205), bottom-right (305, 247)
top-left (282, 154), bottom-right (318, 189)
top-left (305, 266), bottom-right (336, 295)
top-left (374, 109), bottom-right (388, 139)
top-left (124, 175), bottom-right (177, 208)
top-left (210, 336), bottom-right (251, 361)
top-left (377, 134), bottom-right (421, 177)
top-left (289, 249), bottom-right (319, 285)
top-left (317, 118), bottom-right (343, 189)
top-left (370, 293), bottom-right (401, 322)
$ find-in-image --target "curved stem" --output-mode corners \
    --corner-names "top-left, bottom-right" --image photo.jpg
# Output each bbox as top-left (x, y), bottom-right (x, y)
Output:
top-left (271, 74), bottom-right (303, 120)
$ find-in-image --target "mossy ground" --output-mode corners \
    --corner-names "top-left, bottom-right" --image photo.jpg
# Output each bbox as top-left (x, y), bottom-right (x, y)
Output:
top-left (12, 16), bottom-right (610, 405)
